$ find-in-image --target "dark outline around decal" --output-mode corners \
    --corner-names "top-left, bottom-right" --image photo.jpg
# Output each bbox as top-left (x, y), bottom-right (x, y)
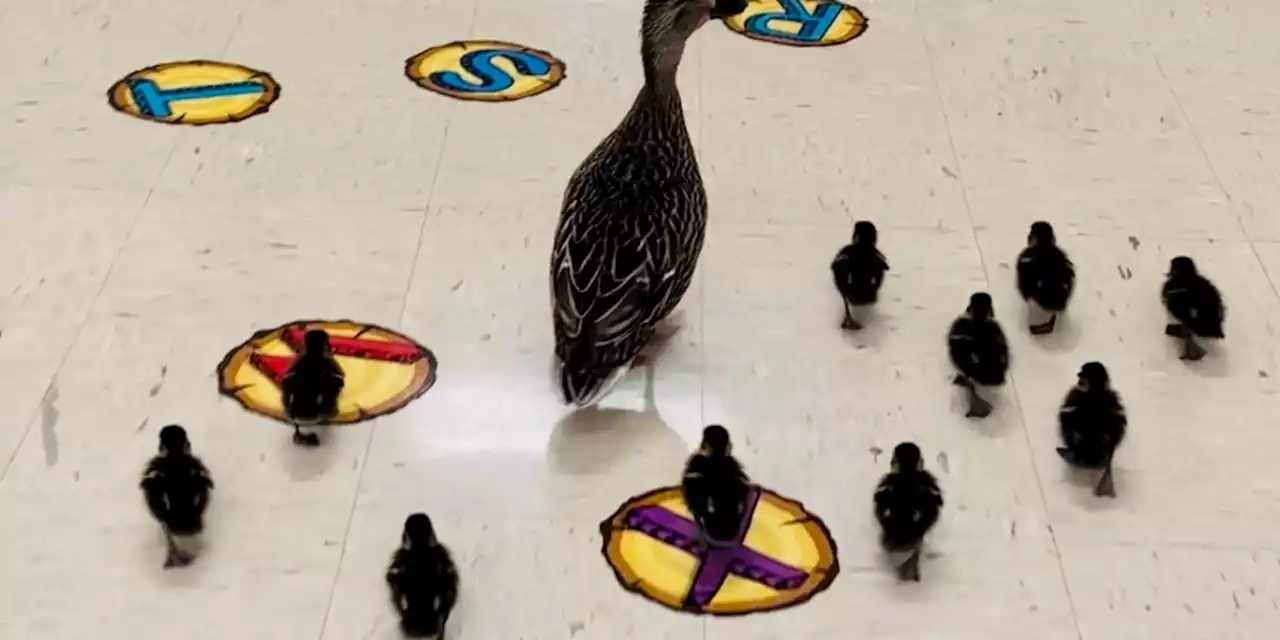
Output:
top-left (216, 319), bottom-right (437, 427)
top-left (404, 40), bottom-right (567, 103)
top-left (107, 59), bottom-right (281, 126)
top-left (598, 485), bottom-right (841, 617)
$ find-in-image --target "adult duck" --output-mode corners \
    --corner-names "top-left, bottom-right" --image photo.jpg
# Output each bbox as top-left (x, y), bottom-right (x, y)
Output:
top-left (551, 0), bottom-right (746, 406)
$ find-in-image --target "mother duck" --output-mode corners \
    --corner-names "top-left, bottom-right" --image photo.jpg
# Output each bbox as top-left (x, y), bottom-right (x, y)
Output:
top-left (551, 0), bottom-right (747, 406)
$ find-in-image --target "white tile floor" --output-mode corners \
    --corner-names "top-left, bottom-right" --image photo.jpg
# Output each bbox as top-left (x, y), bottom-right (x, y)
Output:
top-left (1, 0), bottom-right (1279, 637)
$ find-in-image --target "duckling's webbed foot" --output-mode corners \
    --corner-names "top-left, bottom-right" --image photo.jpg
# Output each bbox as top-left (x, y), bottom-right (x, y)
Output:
top-left (292, 426), bottom-right (321, 447)
top-left (1180, 334), bottom-right (1207, 361)
top-left (897, 547), bottom-right (922, 582)
top-left (961, 380), bottom-right (992, 418)
top-left (1055, 447), bottom-right (1075, 465)
top-left (1165, 323), bottom-right (1185, 338)
top-left (1094, 463), bottom-right (1117, 498)
top-left (163, 536), bottom-right (195, 569)
top-left (1029, 313), bottom-right (1056, 335)
top-left (840, 302), bottom-right (863, 331)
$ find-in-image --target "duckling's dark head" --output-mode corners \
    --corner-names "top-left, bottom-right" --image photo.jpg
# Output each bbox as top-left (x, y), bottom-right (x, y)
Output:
top-left (967, 292), bottom-right (994, 320)
top-left (853, 220), bottom-right (878, 246)
top-left (1078, 361), bottom-right (1109, 389)
top-left (1169, 256), bottom-right (1197, 276)
top-left (1028, 221), bottom-right (1055, 246)
top-left (303, 329), bottom-right (332, 356)
top-left (403, 513), bottom-right (436, 549)
top-left (700, 424), bottom-right (732, 456)
top-left (158, 424), bottom-right (189, 454)
top-left (891, 442), bottom-right (922, 472)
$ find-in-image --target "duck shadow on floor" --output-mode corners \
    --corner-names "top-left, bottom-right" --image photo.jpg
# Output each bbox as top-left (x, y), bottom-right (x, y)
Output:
top-left (279, 425), bottom-right (345, 481)
top-left (546, 366), bottom-right (686, 476)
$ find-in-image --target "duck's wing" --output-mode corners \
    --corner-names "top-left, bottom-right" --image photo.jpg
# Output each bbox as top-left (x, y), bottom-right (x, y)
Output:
top-left (551, 202), bottom-right (673, 364)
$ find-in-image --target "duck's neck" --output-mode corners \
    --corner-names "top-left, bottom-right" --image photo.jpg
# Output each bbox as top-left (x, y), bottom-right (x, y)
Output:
top-left (640, 39), bottom-right (685, 95)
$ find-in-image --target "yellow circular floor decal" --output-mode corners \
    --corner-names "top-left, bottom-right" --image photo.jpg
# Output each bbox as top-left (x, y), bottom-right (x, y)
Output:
top-left (108, 60), bottom-right (280, 125)
top-left (725, 0), bottom-right (867, 47)
top-left (405, 40), bottom-right (565, 102)
top-left (600, 486), bottom-right (839, 615)
top-left (217, 320), bottom-right (436, 425)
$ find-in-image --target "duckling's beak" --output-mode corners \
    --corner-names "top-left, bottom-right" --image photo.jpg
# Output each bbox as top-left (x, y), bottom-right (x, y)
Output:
top-left (710, 0), bottom-right (748, 19)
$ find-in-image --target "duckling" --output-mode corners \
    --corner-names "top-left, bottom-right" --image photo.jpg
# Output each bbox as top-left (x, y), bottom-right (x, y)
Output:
top-left (948, 292), bottom-right (1010, 418)
top-left (1057, 362), bottom-right (1127, 498)
top-left (1017, 221), bottom-right (1075, 335)
top-left (387, 513), bottom-right (458, 639)
top-left (682, 425), bottom-right (751, 546)
top-left (1162, 256), bottom-right (1224, 361)
top-left (281, 329), bottom-right (345, 446)
top-left (550, 0), bottom-right (749, 407)
top-left (874, 442), bottom-right (943, 582)
top-left (831, 220), bottom-right (889, 331)
top-left (140, 425), bottom-right (213, 568)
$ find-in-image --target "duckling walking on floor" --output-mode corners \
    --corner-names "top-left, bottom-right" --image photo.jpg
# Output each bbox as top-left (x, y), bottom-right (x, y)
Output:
top-left (948, 292), bottom-right (1010, 418)
top-left (140, 425), bottom-right (213, 568)
top-left (1162, 256), bottom-right (1224, 361)
top-left (682, 425), bottom-right (751, 546)
top-left (1017, 221), bottom-right (1074, 335)
top-left (550, 0), bottom-right (749, 407)
top-left (282, 329), bottom-right (345, 446)
top-left (875, 442), bottom-right (943, 582)
top-left (387, 513), bottom-right (459, 639)
top-left (831, 221), bottom-right (889, 331)
top-left (1058, 362), bottom-right (1127, 498)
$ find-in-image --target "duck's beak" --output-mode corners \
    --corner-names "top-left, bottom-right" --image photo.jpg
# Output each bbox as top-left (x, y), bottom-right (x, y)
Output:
top-left (710, 0), bottom-right (749, 19)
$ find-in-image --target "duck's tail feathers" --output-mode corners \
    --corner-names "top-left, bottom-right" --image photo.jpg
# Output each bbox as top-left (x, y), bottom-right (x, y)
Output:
top-left (559, 363), bottom-right (628, 407)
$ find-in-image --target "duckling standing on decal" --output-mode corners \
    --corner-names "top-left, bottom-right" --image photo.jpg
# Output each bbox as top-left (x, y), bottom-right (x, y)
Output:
top-left (874, 442), bottom-right (943, 582)
top-left (550, 0), bottom-right (749, 406)
top-left (831, 221), bottom-right (889, 331)
top-left (387, 513), bottom-right (458, 639)
top-left (948, 293), bottom-right (1010, 418)
top-left (1162, 256), bottom-right (1224, 361)
top-left (682, 425), bottom-right (752, 546)
top-left (1017, 221), bottom-right (1075, 335)
top-left (281, 329), bottom-right (345, 446)
top-left (1058, 362), bottom-right (1127, 498)
top-left (141, 425), bottom-right (213, 568)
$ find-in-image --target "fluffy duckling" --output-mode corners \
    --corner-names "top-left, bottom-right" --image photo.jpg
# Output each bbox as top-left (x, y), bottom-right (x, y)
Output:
top-left (140, 425), bottom-right (213, 568)
top-left (1162, 256), bottom-right (1224, 361)
top-left (682, 425), bottom-right (751, 546)
top-left (1057, 362), bottom-right (1127, 498)
top-left (282, 329), bottom-right (345, 446)
top-left (1017, 221), bottom-right (1075, 335)
top-left (948, 292), bottom-right (1010, 418)
top-left (874, 442), bottom-right (943, 582)
top-left (831, 220), bottom-right (889, 331)
top-left (387, 513), bottom-right (459, 639)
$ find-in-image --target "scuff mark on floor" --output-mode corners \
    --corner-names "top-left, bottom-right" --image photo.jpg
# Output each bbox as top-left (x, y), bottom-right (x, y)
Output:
top-left (149, 365), bottom-right (168, 397)
top-left (869, 446), bottom-right (883, 464)
top-left (936, 451), bottom-right (950, 474)
top-left (40, 382), bottom-right (61, 466)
